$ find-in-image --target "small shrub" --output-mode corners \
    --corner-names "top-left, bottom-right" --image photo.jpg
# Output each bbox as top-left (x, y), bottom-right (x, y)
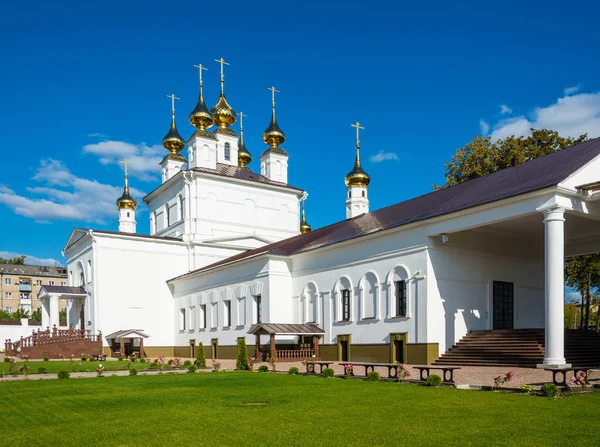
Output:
top-left (129, 355), bottom-right (137, 362)
top-left (322, 368), bottom-right (335, 378)
top-left (540, 383), bottom-right (559, 398)
top-left (118, 356), bottom-right (123, 361)
top-left (88, 357), bottom-right (95, 363)
top-left (258, 365), bottom-right (269, 373)
top-left (129, 368), bottom-right (138, 376)
top-left (493, 370), bottom-right (514, 389)
top-left (4, 357), bottom-right (12, 363)
top-left (195, 342), bottom-right (207, 368)
top-left (521, 384), bottom-right (533, 394)
top-left (57, 370), bottom-right (70, 380)
top-left (43, 356), bottom-right (49, 362)
top-left (139, 357), bottom-right (146, 363)
top-left (288, 366), bottom-right (299, 375)
top-left (212, 360), bottom-right (222, 372)
top-left (148, 362), bottom-right (160, 370)
top-left (37, 367), bottom-right (47, 374)
top-left (188, 365), bottom-right (197, 374)
top-left (366, 371), bottom-right (380, 382)
top-left (183, 360), bottom-right (192, 367)
top-left (236, 338), bottom-right (249, 371)
top-left (80, 354), bottom-right (87, 362)
top-left (426, 374), bottom-right (442, 387)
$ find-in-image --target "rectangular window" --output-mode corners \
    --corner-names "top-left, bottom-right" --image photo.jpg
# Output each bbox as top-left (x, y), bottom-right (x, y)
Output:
top-left (5, 292), bottom-right (11, 300)
top-left (49, 280), bottom-right (55, 286)
top-left (35, 280), bottom-right (42, 286)
top-left (211, 303), bottom-right (218, 328)
top-left (395, 281), bottom-right (407, 317)
top-left (168, 204), bottom-right (177, 226)
top-left (237, 298), bottom-right (246, 327)
top-left (256, 295), bottom-right (262, 324)
top-left (60, 281), bottom-right (66, 286)
top-left (200, 304), bottom-right (207, 329)
top-left (5, 278), bottom-right (11, 285)
top-left (5, 306), bottom-right (11, 312)
top-left (189, 306), bottom-right (196, 330)
top-left (342, 289), bottom-right (350, 321)
top-left (224, 301), bottom-right (231, 327)
top-left (180, 309), bottom-right (186, 331)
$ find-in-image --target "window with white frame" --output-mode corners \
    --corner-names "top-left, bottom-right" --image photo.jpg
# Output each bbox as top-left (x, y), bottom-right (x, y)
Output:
top-left (224, 142), bottom-right (231, 161)
top-left (49, 280), bottom-right (55, 286)
top-left (224, 301), bottom-right (231, 327)
top-left (5, 278), bottom-right (11, 285)
top-left (255, 295), bottom-right (262, 324)
top-left (5, 292), bottom-right (11, 300)
top-left (189, 306), bottom-right (196, 330)
top-left (237, 298), bottom-right (246, 326)
top-left (211, 303), bottom-right (218, 328)
top-left (35, 280), bottom-right (42, 286)
top-left (61, 281), bottom-right (67, 286)
top-left (363, 274), bottom-right (377, 319)
top-left (395, 280), bottom-right (407, 317)
top-left (200, 304), bottom-right (207, 329)
top-left (5, 306), bottom-right (11, 312)
top-left (342, 289), bottom-right (351, 321)
top-left (180, 308), bottom-right (186, 331)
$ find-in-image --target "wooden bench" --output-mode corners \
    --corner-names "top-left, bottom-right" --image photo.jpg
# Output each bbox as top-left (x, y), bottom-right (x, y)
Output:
top-left (413, 366), bottom-right (461, 384)
top-left (543, 366), bottom-right (594, 388)
top-left (305, 361), bottom-right (333, 374)
top-left (339, 362), bottom-right (400, 379)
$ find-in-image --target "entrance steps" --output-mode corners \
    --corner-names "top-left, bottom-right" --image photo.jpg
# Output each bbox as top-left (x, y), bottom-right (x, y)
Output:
top-left (433, 329), bottom-right (600, 368)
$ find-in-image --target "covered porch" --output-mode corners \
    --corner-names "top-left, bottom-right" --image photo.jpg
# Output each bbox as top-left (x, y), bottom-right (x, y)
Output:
top-left (105, 329), bottom-right (149, 358)
top-left (39, 286), bottom-right (87, 330)
top-left (248, 323), bottom-right (325, 361)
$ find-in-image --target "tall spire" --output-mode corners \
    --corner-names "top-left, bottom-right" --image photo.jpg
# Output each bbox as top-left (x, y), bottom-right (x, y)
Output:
top-left (237, 111), bottom-right (252, 168)
top-left (116, 159), bottom-right (137, 210)
top-left (262, 86), bottom-right (287, 154)
top-left (210, 57), bottom-right (236, 132)
top-left (189, 63), bottom-right (213, 131)
top-left (162, 94), bottom-right (186, 161)
top-left (300, 193), bottom-right (311, 234)
top-left (345, 122), bottom-right (370, 187)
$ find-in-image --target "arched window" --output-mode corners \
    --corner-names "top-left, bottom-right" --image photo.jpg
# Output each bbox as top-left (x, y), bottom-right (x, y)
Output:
top-left (224, 143), bottom-right (231, 161)
top-left (348, 191), bottom-right (352, 198)
top-left (362, 190), bottom-right (366, 198)
top-left (360, 272), bottom-right (379, 320)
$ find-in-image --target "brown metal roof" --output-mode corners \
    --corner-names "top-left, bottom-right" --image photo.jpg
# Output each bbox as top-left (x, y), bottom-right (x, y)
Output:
top-left (247, 323), bottom-right (325, 336)
top-left (175, 137), bottom-right (600, 279)
top-left (105, 329), bottom-right (150, 339)
top-left (41, 286), bottom-right (86, 295)
top-left (190, 163), bottom-right (303, 192)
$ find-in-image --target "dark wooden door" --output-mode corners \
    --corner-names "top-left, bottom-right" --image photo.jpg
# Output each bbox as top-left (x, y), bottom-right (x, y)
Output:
top-left (394, 340), bottom-right (405, 363)
top-left (340, 341), bottom-right (349, 361)
top-left (80, 305), bottom-right (85, 330)
top-left (493, 281), bottom-right (514, 329)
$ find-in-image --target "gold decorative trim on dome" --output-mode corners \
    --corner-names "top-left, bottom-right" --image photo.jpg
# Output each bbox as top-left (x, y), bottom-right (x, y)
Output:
top-left (237, 111), bottom-right (252, 168)
top-left (345, 122), bottom-right (370, 187)
top-left (116, 159), bottom-right (137, 210)
top-left (189, 63), bottom-right (214, 131)
top-left (262, 86), bottom-right (288, 155)
top-left (211, 57), bottom-right (237, 130)
top-left (162, 94), bottom-right (186, 155)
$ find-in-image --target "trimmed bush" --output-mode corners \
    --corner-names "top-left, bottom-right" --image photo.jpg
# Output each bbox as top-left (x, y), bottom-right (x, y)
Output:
top-left (183, 360), bottom-right (192, 367)
top-left (140, 357), bottom-right (146, 363)
top-left (367, 371), bottom-right (381, 382)
top-left (43, 356), bottom-right (49, 362)
top-left (81, 355), bottom-right (87, 362)
top-left (288, 367), bottom-right (299, 375)
top-left (322, 368), bottom-right (335, 378)
top-left (4, 357), bottom-right (12, 363)
top-left (426, 374), bottom-right (442, 387)
top-left (37, 367), bottom-right (47, 374)
top-left (57, 371), bottom-right (70, 380)
top-left (118, 356), bottom-right (123, 361)
top-left (258, 365), bottom-right (269, 373)
top-left (129, 355), bottom-right (137, 362)
top-left (540, 383), bottom-right (559, 397)
top-left (129, 368), bottom-right (138, 376)
top-left (236, 338), bottom-right (250, 371)
top-left (188, 365), bottom-right (198, 374)
top-left (195, 342), bottom-right (207, 368)
top-left (148, 362), bottom-right (160, 370)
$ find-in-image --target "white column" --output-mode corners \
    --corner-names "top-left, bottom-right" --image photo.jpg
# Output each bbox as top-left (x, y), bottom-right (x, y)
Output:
top-left (41, 298), bottom-right (50, 328)
top-left (49, 295), bottom-right (60, 329)
top-left (542, 207), bottom-right (569, 367)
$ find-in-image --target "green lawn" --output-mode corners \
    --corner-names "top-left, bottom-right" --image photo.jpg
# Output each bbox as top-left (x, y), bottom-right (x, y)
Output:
top-left (0, 373), bottom-right (598, 446)
top-left (0, 359), bottom-right (157, 374)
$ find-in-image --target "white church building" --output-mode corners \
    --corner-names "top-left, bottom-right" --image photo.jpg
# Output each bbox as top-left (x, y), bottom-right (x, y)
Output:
top-left (53, 62), bottom-right (600, 368)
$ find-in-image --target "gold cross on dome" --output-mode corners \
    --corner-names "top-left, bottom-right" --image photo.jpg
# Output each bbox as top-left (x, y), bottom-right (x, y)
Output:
top-left (215, 57), bottom-right (229, 93)
top-left (193, 63), bottom-right (208, 86)
top-left (237, 111), bottom-right (247, 130)
top-left (166, 94), bottom-right (180, 115)
top-left (268, 86), bottom-right (279, 108)
top-left (119, 159), bottom-right (130, 177)
top-left (351, 122), bottom-right (365, 147)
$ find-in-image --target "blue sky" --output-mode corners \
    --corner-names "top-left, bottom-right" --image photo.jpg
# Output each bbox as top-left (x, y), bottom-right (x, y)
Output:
top-left (1, 0), bottom-right (600, 266)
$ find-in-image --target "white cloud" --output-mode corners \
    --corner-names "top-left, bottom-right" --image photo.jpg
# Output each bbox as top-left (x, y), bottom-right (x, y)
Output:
top-left (0, 251), bottom-right (62, 267)
top-left (370, 151), bottom-right (399, 163)
top-left (499, 104), bottom-right (512, 115)
top-left (0, 159), bottom-right (145, 224)
top-left (83, 140), bottom-right (163, 181)
top-left (489, 91), bottom-right (600, 142)
top-left (564, 84), bottom-right (582, 95)
top-left (87, 133), bottom-right (108, 139)
top-left (479, 119), bottom-right (490, 135)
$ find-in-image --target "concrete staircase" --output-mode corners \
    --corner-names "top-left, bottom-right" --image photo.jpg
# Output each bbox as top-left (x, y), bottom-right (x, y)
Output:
top-left (433, 329), bottom-right (600, 368)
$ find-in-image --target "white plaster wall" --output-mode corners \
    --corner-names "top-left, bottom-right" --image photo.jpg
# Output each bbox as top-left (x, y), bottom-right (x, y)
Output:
top-left (0, 320), bottom-right (42, 346)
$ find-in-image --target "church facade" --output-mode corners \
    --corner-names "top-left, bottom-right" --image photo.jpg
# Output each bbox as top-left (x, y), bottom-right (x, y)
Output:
top-left (60, 61), bottom-right (600, 367)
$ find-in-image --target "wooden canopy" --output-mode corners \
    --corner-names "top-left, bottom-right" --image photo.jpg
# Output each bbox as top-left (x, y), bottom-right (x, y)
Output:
top-left (247, 323), bottom-right (325, 336)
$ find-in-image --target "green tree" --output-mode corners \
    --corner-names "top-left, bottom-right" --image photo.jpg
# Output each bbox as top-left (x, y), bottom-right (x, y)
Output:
top-left (565, 255), bottom-right (600, 329)
top-left (0, 255), bottom-right (26, 265)
top-left (564, 303), bottom-right (578, 329)
top-left (30, 308), bottom-right (42, 322)
top-left (439, 129), bottom-right (588, 188)
top-left (195, 342), bottom-right (206, 368)
top-left (236, 337), bottom-right (249, 371)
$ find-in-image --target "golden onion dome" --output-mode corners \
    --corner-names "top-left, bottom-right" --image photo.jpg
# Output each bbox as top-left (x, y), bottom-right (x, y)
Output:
top-left (211, 93), bottom-right (237, 130)
top-left (262, 111), bottom-right (286, 148)
top-left (238, 136), bottom-right (252, 168)
top-left (189, 89), bottom-right (213, 130)
top-left (116, 176), bottom-right (137, 211)
top-left (345, 146), bottom-right (370, 187)
top-left (300, 201), bottom-right (311, 234)
top-left (162, 116), bottom-right (185, 154)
